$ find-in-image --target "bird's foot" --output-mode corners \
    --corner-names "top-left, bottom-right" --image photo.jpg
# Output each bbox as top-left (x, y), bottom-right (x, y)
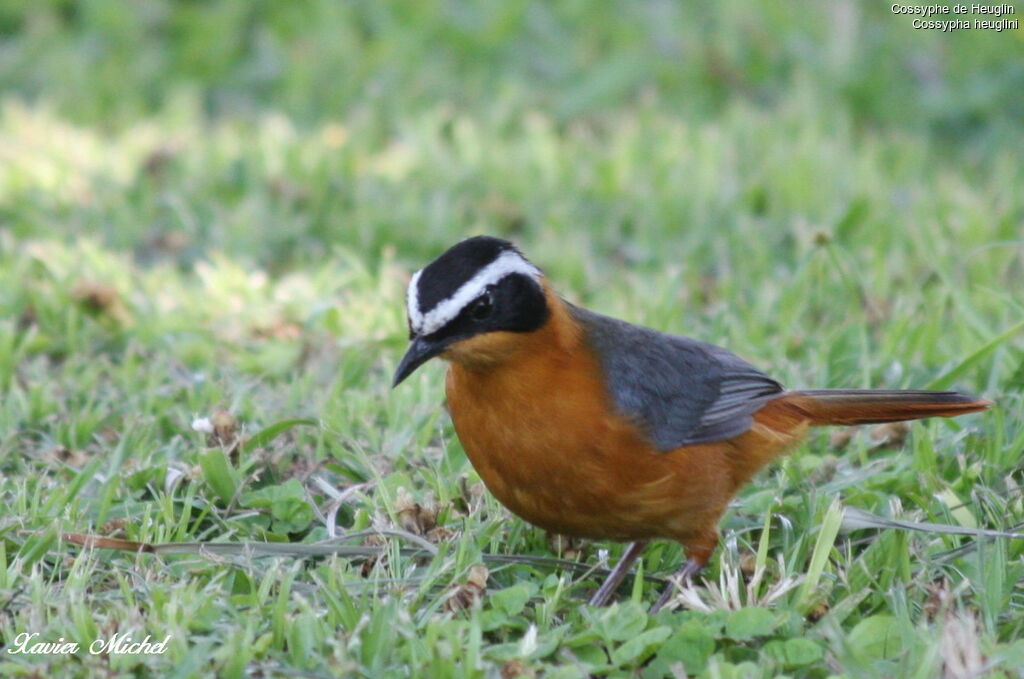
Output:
top-left (587, 541), bottom-right (648, 607)
top-left (649, 559), bottom-right (703, 613)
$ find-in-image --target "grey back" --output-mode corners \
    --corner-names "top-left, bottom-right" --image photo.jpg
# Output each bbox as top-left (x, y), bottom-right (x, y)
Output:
top-left (569, 304), bottom-right (785, 451)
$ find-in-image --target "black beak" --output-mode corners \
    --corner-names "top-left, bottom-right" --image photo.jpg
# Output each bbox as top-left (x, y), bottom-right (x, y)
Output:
top-left (392, 335), bottom-right (445, 387)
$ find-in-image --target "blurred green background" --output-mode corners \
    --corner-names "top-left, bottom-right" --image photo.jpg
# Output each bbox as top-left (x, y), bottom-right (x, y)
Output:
top-left (2, 2), bottom-right (1023, 677)
top-left (3, 0), bottom-right (1022, 133)
top-left (2, 0), bottom-right (1022, 268)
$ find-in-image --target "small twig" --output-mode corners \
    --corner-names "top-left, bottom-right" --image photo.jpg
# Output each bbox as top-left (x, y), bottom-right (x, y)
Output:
top-left (54, 530), bottom-right (667, 583)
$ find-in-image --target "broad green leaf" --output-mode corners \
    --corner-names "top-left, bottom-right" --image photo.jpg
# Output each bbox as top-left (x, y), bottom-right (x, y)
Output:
top-left (725, 607), bottom-right (777, 640)
top-left (655, 621), bottom-right (716, 673)
top-left (610, 626), bottom-right (671, 666)
top-left (597, 602), bottom-right (648, 641)
top-left (490, 583), bottom-right (534, 616)
top-left (764, 638), bottom-right (823, 668)
top-left (848, 614), bottom-right (901, 662)
top-left (198, 447), bottom-right (238, 505)
top-left (243, 418), bottom-right (318, 454)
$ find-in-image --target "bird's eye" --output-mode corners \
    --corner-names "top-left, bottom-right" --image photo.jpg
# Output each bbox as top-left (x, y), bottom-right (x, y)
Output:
top-left (470, 291), bottom-right (494, 320)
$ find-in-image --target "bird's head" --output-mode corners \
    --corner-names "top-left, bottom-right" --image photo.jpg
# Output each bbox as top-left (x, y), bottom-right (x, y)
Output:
top-left (392, 236), bottom-right (550, 386)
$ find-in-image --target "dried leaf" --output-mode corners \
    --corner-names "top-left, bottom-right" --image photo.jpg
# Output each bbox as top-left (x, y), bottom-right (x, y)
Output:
top-left (546, 533), bottom-right (585, 560)
top-left (394, 487), bottom-right (438, 536)
top-left (443, 565), bottom-right (489, 612)
top-left (869, 421), bottom-right (910, 449)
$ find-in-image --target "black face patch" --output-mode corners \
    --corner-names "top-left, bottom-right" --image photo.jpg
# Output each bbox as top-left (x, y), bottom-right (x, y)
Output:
top-left (424, 273), bottom-right (549, 344)
top-left (415, 236), bottom-right (521, 315)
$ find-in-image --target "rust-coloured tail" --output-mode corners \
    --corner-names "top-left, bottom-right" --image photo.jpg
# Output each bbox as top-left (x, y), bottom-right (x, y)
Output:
top-left (778, 389), bottom-right (992, 426)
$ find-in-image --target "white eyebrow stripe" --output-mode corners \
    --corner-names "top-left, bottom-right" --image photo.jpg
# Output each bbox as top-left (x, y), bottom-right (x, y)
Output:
top-left (406, 268), bottom-right (424, 330)
top-left (406, 250), bottom-right (541, 336)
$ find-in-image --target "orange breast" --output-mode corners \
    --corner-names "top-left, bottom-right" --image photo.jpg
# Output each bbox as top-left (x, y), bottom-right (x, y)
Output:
top-left (441, 293), bottom-right (798, 544)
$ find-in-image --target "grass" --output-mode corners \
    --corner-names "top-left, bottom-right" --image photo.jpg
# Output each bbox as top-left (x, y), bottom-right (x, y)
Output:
top-left (1, 1), bottom-right (1023, 677)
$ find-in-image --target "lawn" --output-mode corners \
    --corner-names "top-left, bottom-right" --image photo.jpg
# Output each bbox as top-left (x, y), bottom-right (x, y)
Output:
top-left (1, 1), bottom-right (1023, 677)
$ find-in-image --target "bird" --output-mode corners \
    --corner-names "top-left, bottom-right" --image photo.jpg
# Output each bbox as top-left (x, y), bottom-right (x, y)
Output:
top-left (392, 236), bottom-right (992, 612)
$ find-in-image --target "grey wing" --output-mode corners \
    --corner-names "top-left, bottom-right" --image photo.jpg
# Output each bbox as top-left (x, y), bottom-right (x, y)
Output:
top-left (569, 304), bottom-right (785, 451)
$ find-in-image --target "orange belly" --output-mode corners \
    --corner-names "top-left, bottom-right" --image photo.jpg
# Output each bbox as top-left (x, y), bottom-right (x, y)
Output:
top-left (440, 293), bottom-right (809, 553)
top-left (445, 354), bottom-right (805, 546)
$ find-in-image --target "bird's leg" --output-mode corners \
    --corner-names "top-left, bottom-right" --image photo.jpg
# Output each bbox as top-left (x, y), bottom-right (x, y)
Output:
top-left (649, 558), bottom-right (704, 613)
top-left (588, 540), bottom-right (649, 606)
